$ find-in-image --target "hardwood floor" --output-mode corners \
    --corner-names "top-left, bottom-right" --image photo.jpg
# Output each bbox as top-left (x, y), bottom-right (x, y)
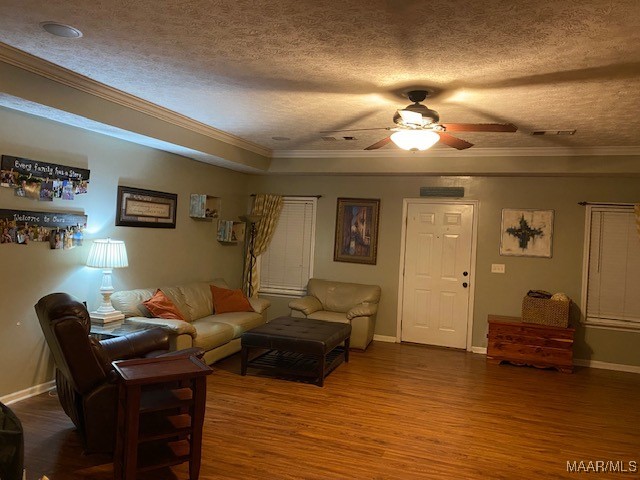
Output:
top-left (11, 342), bottom-right (640, 479)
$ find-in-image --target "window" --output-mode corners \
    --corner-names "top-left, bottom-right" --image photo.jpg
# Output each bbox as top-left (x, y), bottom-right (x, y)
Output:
top-left (582, 205), bottom-right (640, 330)
top-left (258, 197), bottom-right (316, 296)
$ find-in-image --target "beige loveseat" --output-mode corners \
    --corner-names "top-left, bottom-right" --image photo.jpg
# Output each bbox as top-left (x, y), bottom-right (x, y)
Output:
top-left (288, 278), bottom-right (381, 350)
top-left (111, 279), bottom-right (270, 365)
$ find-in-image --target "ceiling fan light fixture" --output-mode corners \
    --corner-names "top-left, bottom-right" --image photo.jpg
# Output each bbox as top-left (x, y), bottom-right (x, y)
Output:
top-left (390, 130), bottom-right (439, 151)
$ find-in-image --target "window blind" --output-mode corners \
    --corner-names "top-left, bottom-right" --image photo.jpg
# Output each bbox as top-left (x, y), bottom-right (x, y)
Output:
top-left (585, 207), bottom-right (640, 328)
top-left (259, 198), bottom-right (316, 296)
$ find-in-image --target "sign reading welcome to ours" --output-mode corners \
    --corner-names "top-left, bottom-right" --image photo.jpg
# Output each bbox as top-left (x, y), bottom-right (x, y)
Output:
top-left (0, 209), bottom-right (87, 228)
top-left (0, 209), bottom-right (88, 249)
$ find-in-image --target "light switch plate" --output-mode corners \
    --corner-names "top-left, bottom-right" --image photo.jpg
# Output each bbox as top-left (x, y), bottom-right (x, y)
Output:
top-left (491, 263), bottom-right (506, 274)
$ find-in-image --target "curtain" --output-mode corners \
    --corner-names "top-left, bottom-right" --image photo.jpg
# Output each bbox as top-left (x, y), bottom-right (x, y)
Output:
top-left (635, 205), bottom-right (640, 240)
top-left (243, 194), bottom-right (284, 296)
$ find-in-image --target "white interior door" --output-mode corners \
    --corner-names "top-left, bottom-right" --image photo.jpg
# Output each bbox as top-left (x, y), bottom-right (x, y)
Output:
top-left (400, 202), bottom-right (474, 348)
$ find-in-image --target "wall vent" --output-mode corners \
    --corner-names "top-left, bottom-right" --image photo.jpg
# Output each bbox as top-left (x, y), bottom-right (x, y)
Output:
top-left (321, 136), bottom-right (358, 141)
top-left (532, 130), bottom-right (576, 136)
top-left (420, 187), bottom-right (465, 198)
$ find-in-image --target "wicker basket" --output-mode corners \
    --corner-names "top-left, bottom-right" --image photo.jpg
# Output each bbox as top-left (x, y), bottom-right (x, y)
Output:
top-left (522, 296), bottom-right (570, 327)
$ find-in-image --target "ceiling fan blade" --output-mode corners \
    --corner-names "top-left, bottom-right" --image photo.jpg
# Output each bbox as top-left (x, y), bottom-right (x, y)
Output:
top-left (437, 132), bottom-right (473, 150)
top-left (320, 127), bottom-right (390, 133)
top-left (441, 123), bottom-right (518, 133)
top-left (364, 136), bottom-right (392, 150)
top-left (398, 109), bottom-right (423, 126)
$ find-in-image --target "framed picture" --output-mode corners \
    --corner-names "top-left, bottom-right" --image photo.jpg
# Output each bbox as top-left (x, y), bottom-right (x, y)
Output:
top-left (500, 209), bottom-right (554, 258)
top-left (334, 198), bottom-right (380, 265)
top-left (116, 186), bottom-right (177, 228)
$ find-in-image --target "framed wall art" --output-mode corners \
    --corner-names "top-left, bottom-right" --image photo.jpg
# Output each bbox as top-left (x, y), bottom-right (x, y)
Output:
top-left (500, 209), bottom-right (554, 258)
top-left (334, 198), bottom-right (380, 265)
top-left (116, 186), bottom-right (177, 228)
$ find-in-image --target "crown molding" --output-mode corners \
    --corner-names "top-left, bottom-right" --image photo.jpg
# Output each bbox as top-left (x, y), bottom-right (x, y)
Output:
top-left (0, 42), bottom-right (271, 157)
top-left (273, 146), bottom-right (640, 159)
top-left (3, 43), bottom-right (639, 163)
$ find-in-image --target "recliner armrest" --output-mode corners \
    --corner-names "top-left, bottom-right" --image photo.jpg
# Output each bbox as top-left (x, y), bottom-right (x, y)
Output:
top-left (125, 316), bottom-right (197, 337)
top-left (289, 296), bottom-right (323, 315)
top-left (248, 297), bottom-right (271, 314)
top-left (99, 328), bottom-right (170, 361)
top-left (347, 302), bottom-right (378, 320)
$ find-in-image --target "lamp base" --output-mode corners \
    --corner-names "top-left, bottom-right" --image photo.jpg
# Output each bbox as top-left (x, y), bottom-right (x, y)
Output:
top-left (90, 309), bottom-right (125, 325)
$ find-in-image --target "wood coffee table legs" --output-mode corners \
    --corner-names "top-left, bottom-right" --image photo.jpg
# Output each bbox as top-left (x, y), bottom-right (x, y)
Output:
top-left (241, 337), bottom-right (350, 386)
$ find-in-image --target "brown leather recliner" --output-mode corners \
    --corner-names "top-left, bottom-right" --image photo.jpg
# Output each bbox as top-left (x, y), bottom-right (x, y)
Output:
top-left (35, 292), bottom-right (202, 454)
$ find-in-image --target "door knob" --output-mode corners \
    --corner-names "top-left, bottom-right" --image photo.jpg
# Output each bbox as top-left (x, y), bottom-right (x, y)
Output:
top-left (462, 282), bottom-right (468, 288)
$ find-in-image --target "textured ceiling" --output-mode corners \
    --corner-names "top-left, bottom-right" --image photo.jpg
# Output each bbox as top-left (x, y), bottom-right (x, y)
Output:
top-left (0, 0), bottom-right (639, 155)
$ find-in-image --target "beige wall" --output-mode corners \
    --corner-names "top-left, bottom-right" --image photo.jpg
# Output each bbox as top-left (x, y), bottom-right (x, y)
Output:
top-left (249, 174), bottom-right (640, 366)
top-left (2, 103), bottom-right (638, 399)
top-left (0, 107), bottom-right (249, 397)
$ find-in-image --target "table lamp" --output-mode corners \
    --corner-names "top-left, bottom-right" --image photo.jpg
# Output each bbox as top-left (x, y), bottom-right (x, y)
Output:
top-left (86, 238), bottom-right (128, 324)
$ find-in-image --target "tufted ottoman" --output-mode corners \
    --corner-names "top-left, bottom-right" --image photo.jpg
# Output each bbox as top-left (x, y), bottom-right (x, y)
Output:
top-left (241, 316), bottom-right (351, 386)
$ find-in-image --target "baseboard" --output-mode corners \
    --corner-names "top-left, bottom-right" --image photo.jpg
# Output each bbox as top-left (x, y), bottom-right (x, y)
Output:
top-left (573, 358), bottom-right (640, 374)
top-left (465, 348), bottom-right (639, 373)
top-left (373, 334), bottom-right (397, 343)
top-left (471, 346), bottom-right (487, 354)
top-left (1, 380), bottom-right (56, 405)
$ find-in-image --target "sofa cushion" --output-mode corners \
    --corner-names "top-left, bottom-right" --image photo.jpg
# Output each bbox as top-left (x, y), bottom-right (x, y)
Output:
top-left (179, 282), bottom-right (214, 320)
top-left (211, 285), bottom-right (253, 314)
top-left (307, 310), bottom-right (350, 324)
top-left (211, 312), bottom-right (264, 337)
top-left (159, 286), bottom-right (191, 321)
top-left (191, 318), bottom-right (235, 349)
top-left (111, 288), bottom-right (154, 318)
top-left (143, 290), bottom-right (185, 321)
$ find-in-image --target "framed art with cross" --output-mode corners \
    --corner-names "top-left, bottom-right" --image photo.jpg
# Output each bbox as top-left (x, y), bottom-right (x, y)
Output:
top-left (499, 209), bottom-right (554, 258)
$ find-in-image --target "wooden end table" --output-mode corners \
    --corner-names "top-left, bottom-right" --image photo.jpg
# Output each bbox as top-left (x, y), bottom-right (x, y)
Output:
top-left (112, 355), bottom-right (212, 480)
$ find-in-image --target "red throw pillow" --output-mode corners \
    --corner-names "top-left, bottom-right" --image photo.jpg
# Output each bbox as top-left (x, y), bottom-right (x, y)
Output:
top-left (210, 285), bottom-right (254, 314)
top-left (142, 289), bottom-right (185, 320)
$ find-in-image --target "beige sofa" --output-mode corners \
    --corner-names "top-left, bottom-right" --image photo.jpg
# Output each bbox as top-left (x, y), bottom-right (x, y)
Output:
top-left (288, 278), bottom-right (381, 350)
top-left (111, 279), bottom-right (270, 365)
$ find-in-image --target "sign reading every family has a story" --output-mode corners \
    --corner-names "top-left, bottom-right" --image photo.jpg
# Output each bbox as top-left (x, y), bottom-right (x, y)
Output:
top-left (0, 155), bottom-right (90, 202)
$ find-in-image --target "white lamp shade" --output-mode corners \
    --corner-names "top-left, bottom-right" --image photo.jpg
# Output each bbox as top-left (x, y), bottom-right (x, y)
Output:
top-left (86, 238), bottom-right (128, 268)
top-left (390, 130), bottom-right (440, 151)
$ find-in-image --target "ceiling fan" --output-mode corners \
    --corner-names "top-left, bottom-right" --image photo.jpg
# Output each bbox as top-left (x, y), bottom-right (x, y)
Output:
top-left (322, 90), bottom-right (517, 151)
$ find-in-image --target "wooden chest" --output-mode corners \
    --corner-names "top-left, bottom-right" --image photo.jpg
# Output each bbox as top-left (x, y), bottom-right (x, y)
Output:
top-left (487, 315), bottom-right (574, 373)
